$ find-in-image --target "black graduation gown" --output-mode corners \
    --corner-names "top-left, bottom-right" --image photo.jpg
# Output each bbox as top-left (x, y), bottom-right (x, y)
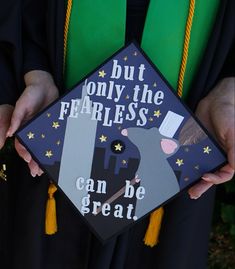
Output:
top-left (0, 0), bottom-right (22, 105)
top-left (0, 1), bottom-right (50, 268)
top-left (5, 0), bottom-right (235, 269)
top-left (0, 2), bottom-right (22, 267)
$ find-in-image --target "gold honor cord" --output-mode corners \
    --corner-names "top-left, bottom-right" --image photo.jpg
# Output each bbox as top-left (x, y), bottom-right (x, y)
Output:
top-left (177, 0), bottom-right (196, 97)
top-left (64, 0), bottom-right (73, 72)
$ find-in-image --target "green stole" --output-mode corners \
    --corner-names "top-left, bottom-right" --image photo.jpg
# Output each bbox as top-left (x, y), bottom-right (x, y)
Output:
top-left (64, 0), bottom-right (219, 99)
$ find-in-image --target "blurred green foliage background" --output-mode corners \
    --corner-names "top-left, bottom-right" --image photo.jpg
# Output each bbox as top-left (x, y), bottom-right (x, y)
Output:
top-left (208, 180), bottom-right (235, 269)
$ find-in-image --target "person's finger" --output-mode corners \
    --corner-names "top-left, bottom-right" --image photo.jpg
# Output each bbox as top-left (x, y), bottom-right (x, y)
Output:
top-left (15, 138), bottom-right (44, 177)
top-left (202, 164), bottom-right (234, 184)
top-left (15, 138), bottom-right (32, 163)
top-left (38, 168), bottom-right (44, 176)
top-left (28, 159), bottom-right (42, 177)
top-left (7, 103), bottom-right (27, 137)
top-left (188, 180), bottom-right (214, 199)
top-left (227, 139), bottom-right (235, 170)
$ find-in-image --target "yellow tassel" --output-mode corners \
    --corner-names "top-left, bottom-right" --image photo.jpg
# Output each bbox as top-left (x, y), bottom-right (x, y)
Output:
top-left (144, 207), bottom-right (164, 247)
top-left (45, 183), bottom-right (58, 235)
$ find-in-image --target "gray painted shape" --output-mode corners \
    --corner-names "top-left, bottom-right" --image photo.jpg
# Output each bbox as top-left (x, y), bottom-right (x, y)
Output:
top-left (126, 127), bottom-right (180, 219)
top-left (58, 93), bottom-right (98, 215)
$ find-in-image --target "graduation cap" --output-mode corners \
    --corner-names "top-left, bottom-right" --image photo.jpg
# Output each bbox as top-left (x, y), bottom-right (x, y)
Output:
top-left (16, 43), bottom-right (227, 242)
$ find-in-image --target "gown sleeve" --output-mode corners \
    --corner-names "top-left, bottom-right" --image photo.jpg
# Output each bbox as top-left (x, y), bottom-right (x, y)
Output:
top-left (0, 1), bottom-right (22, 105)
top-left (22, 0), bottom-right (50, 74)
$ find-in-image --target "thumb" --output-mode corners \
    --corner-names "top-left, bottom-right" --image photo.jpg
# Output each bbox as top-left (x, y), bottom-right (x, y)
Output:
top-left (227, 129), bottom-right (235, 170)
top-left (227, 144), bottom-right (235, 170)
top-left (7, 103), bottom-right (27, 137)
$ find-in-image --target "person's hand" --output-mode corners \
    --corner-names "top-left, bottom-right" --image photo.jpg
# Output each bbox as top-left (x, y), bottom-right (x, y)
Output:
top-left (7, 70), bottom-right (59, 177)
top-left (188, 77), bottom-right (235, 199)
top-left (0, 104), bottom-right (14, 149)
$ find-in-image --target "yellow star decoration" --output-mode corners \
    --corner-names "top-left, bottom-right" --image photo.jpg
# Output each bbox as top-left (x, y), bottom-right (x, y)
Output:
top-left (203, 146), bottom-right (212, 154)
top-left (114, 143), bottom-right (123, 151)
top-left (56, 140), bottom-right (61, 146)
top-left (125, 95), bottom-right (130, 99)
top-left (153, 82), bottom-right (157, 87)
top-left (47, 113), bottom-right (51, 118)
top-left (154, 110), bottom-right (161, 118)
top-left (98, 70), bottom-right (106, 78)
top-left (123, 56), bottom-right (128, 61)
top-left (99, 135), bottom-right (107, 143)
top-left (133, 51), bottom-right (138, 56)
top-left (176, 159), bottom-right (184, 167)
top-left (45, 150), bottom-right (53, 158)
top-left (122, 160), bottom-right (127, 165)
top-left (41, 134), bottom-right (45, 139)
top-left (149, 117), bottom-right (154, 122)
top-left (52, 121), bottom-right (60, 129)
top-left (27, 132), bottom-right (35, 139)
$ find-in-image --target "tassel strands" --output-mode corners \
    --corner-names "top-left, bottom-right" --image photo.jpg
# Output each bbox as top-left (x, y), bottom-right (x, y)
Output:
top-left (45, 183), bottom-right (58, 235)
top-left (144, 207), bottom-right (164, 247)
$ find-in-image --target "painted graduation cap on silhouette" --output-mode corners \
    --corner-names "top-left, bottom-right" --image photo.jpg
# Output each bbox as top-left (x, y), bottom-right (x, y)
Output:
top-left (16, 43), bottom-right (227, 242)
